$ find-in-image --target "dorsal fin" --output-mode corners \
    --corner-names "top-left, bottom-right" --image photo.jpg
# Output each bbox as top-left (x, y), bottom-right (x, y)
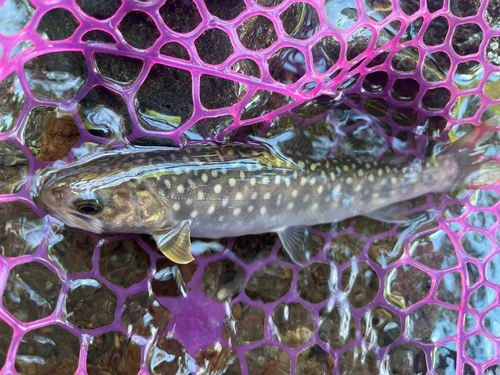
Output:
top-left (277, 125), bottom-right (315, 160)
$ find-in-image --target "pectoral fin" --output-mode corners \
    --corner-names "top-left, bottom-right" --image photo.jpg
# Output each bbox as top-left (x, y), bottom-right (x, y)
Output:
top-left (277, 226), bottom-right (312, 265)
top-left (153, 220), bottom-right (194, 264)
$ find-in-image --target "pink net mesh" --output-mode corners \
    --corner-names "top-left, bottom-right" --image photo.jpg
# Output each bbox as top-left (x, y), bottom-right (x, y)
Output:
top-left (0, 0), bottom-right (500, 374)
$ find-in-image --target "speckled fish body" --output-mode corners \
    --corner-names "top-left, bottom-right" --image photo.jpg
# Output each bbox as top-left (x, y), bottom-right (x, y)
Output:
top-left (35, 119), bottom-right (500, 264)
top-left (37, 143), bottom-right (449, 232)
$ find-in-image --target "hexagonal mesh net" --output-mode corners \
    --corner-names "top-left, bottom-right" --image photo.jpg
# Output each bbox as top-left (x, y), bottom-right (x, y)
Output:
top-left (1, 0), bottom-right (500, 374)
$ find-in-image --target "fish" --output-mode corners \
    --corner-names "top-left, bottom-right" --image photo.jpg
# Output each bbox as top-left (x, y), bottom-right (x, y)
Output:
top-left (33, 117), bottom-right (500, 265)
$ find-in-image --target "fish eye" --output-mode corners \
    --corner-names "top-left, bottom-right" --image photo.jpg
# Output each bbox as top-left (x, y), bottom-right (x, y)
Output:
top-left (74, 199), bottom-right (102, 215)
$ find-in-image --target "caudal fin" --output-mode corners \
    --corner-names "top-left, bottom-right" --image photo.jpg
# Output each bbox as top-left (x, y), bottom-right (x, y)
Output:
top-left (441, 117), bottom-right (500, 189)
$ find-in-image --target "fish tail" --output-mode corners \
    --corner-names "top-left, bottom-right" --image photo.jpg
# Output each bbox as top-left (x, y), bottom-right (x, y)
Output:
top-left (442, 116), bottom-right (500, 189)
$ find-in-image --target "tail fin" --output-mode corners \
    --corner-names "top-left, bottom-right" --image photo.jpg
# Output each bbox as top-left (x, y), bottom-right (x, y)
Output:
top-left (441, 117), bottom-right (500, 189)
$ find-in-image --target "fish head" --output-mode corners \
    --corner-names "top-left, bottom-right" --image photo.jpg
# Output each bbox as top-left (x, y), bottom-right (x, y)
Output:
top-left (35, 166), bottom-right (172, 234)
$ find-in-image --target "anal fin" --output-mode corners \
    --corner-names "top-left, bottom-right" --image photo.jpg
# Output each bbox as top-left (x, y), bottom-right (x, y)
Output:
top-left (277, 226), bottom-right (313, 265)
top-left (364, 201), bottom-right (413, 224)
top-left (153, 220), bottom-right (194, 264)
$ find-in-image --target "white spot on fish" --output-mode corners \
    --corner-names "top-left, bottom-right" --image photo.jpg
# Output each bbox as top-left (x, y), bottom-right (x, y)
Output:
top-left (355, 184), bottom-right (362, 192)
top-left (207, 205), bottom-right (215, 215)
top-left (330, 172), bottom-right (336, 181)
top-left (285, 178), bottom-right (291, 187)
top-left (332, 185), bottom-right (341, 198)
top-left (346, 177), bottom-right (353, 184)
top-left (221, 168), bottom-right (228, 175)
top-left (202, 174), bottom-right (208, 183)
top-left (292, 189), bottom-right (298, 197)
top-left (264, 192), bottom-right (271, 199)
top-left (186, 198), bottom-right (193, 205)
top-left (287, 202), bottom-right (294, 210)
top-left (391, 177), bottom-right (397, 184)
top-left (182, 156), bottom-right (190, 162)
top-left (222, 199), bottom-right (229, 207)
top-left (293, 171), bottom-right (298, 179)
top-left (229, 178), bottom-right (236, 187)
top-left (248, 205), bottom-right (254, 212)
top-left (274, 175), bottom-right (281, 184)
top-left (365, 163), bottom-right (370, 169)
top-left (235, 192), bottom-right (243, 200)
top-left (298, 161), bottom-right (305, 169)
top-left (321, 171), bottom-right (327, 181)
top-left (177, 185), bottom-right (185, 194)
top-left (262, 176), bottom-right (270, 184)
top-left (311, 202), bottom-right (319, 210)
top-left (260, 206), bottom-right (267, 215)
top-left (342, 197), bottom-right (353, 208)
top-left (368, 174), bottom-right (375, 182)
top-left (190, 211), bottom-right (198, 218)
top-left (311, 163), bottom-right (317, 171)
top-left (378, 169), bottom-right (383, 176)
top-left (251, 192), bottom-right (258, 200)
top-left (214, 184), bottom-right (222, 194)
top-left (212, 170), bottom-right (218, 178)
top-left (358, 170), bottom-right (364, 177)
top-left (317, 185), bottom-right (324, 194)
top-left (198, 191), bottom-right (205, 200)
top-left (233, 208), bottom-right (241, 216)
top-left (303, 194), bottom-right (310, 202)
top-left (164, 179), bottom-right (171, 188)
top-left (172, 202), bottom-right (181, 211)
top-left (301, 177), bottom-right (307, 186)
top-left (277, 194), bottom-right (283, 205)
top-left (240, 171), bottom-right (246, 179)
top-left (343, 165), bottom-right (349, 172)
top-left (174, 169), bottom-right (182, 175)
top-left (310, 177), bottom-right (316, 186)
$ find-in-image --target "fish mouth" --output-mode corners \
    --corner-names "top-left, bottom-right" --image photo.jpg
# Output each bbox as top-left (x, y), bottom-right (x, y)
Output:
top-left (71, 212), bottom-right (95, 223)
top-left (66, 212), bottom-right (105, 234)
top-left (31, 168), bottom-right (59, 201)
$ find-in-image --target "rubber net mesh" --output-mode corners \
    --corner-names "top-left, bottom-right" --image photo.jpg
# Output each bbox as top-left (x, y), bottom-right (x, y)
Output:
top-left (0, 0), bottom-right (500, 374)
